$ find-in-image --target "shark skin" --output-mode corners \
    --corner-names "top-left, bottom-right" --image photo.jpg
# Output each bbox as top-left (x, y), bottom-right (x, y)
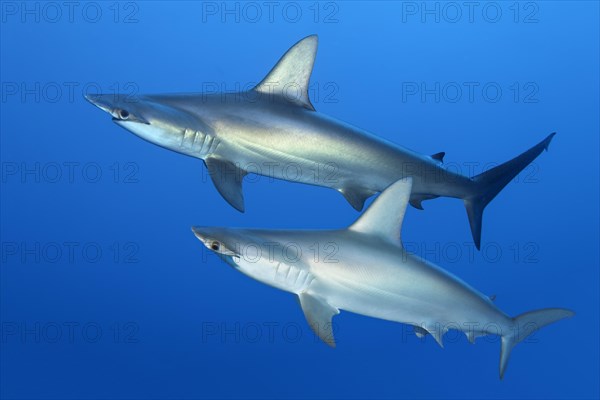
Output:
top-left (192, 178), bottom-right (574, 379)
top-left (86, 35), bottom-right (556, 249)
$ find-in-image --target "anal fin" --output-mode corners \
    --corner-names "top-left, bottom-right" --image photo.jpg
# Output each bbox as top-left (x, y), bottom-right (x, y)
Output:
top-left (465, 330), bottom-right (476, 344)
top-left (409, 194), bottom-right (439, 210)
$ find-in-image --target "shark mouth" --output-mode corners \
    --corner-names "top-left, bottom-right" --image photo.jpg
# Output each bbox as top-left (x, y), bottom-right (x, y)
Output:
top-left (111, 116), bottom-right (150, 125)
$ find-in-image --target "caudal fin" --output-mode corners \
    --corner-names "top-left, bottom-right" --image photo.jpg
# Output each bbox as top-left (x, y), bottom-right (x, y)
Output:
top-left (465, 133), bottom-right (556, 249)
top-left (499, 308), bottom-right (574, 379)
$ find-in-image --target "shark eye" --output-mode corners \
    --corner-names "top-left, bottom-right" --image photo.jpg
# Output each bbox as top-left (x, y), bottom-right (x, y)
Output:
top-left (118, 109), bottom-right (130, 120)
top-left (210, 241), bottom-right (221, 251)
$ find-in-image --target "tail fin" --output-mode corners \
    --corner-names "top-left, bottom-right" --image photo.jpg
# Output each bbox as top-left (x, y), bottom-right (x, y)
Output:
top-left (465, 133), bottom-right (556, 249)
top-left (499, 308), bottom-right (574, 379)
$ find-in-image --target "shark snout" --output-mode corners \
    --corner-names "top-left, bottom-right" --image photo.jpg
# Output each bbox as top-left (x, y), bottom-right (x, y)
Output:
top-left (191, 226), bottom-right (222, 246)
top-left (84, 93), bottom-right (114, 113)
top-left (84, 93), bottom-right (98, 103)
top-left (85, 93), bottom-right (150, 125)
top-left (191, 226), bottom-right (207, 241)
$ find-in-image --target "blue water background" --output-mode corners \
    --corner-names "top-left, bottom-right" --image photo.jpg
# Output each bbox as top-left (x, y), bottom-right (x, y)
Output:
top-left (1, 2), bottom-right (598, 398)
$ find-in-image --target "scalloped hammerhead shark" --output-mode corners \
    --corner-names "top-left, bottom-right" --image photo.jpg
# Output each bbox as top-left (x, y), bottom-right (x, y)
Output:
top-left (192, 177), bottom-right (573, 379)
top-left (86, 35), bottom-right (555, 249)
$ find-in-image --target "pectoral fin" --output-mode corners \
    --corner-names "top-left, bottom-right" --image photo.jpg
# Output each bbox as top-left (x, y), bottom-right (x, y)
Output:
top-left (298, 293), bottom-right (339, 347)
top-left (205, 157), bottom-right (247, 212)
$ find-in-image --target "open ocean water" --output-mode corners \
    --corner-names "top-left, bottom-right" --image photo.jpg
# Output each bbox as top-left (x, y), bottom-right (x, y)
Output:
top-left (1, 1), bottom-right (599, 399)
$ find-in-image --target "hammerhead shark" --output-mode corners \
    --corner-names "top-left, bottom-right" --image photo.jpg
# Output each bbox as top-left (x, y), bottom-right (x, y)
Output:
top-left (192, 178), bottom-right (573, 378)
top-left (86, 35), bottom-right (555, 249)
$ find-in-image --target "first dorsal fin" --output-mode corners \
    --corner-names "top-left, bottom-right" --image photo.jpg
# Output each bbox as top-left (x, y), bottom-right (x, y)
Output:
top-left (254, 35), bottom-right (318, 111)
top-left (349, 178), bottom-right (412, 245)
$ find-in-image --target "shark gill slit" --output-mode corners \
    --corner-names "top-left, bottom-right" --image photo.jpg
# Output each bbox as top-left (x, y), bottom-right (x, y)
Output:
top-left (180, 128), bottom-right (198, 152)
top-left (274, 261), bottom-right (282, 280)
top-left (191, 130), bottom-right (199, 149)
top-left (179, 129), bottom-right (187, 148)
top-left (198, 132), bottom-right (208, 155)
top-left (209, 136), bottom-right (220, 155)
top-left (294, 269), bottom-right (304, 286)
top-left (201, 135), bottom-right (217, 158)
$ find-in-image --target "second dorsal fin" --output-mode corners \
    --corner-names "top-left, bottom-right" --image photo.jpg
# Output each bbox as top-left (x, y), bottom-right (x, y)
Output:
top-left (431, 152), bottom-right (445, 162)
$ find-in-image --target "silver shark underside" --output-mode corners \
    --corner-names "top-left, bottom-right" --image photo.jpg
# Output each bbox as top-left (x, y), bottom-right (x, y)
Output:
top-left (192, 178), bottom-right (573, 379)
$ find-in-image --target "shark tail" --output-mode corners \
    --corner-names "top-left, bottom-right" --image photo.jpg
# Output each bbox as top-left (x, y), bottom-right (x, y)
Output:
top-left (464, 132), bottom-right (556, 249)
top-left (499, 308), bottom-right (574, 379)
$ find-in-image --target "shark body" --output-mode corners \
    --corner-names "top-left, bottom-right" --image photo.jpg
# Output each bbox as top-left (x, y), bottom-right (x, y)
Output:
top-left (86, 35), bottom-right (555, 248)
top-left (192, 178), bottom-right (573, 379)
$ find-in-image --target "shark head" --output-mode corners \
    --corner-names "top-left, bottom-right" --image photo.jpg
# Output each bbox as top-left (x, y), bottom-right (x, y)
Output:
top-left (191, 226), bottom-right (243, 267)
top-left (191, 226), bottom-right (308, 292)
top-left (85, 93), bottom-right (202, 156)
